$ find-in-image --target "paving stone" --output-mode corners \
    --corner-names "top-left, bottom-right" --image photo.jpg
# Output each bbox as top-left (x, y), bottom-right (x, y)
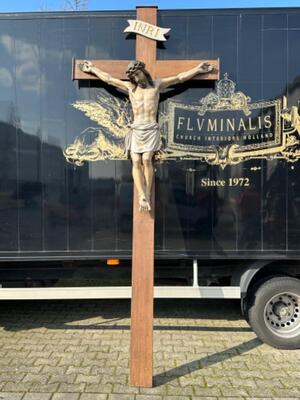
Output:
top-left (27, 351), bottom-right (52, 358)
top-left (84, 360), bottom-right (107, 368)
top-left (0, 358), bottom-right (13, 366)
top-left (44, 345), bottom-right (68, 352)
top-left (101, 373), bottom-right (127, 385)
top-left (192, 397), bottom-right (217, 399)
top-left (0, 394), bottom-right (24, 400)
top-left (49, 374), bottom-right (77, 384)
top-left (34, 358), bottom-right (60, 366)
top-left (205, 376), bottom-right (231, 387)
top-left (244, 398), bottom-right (273, 400)
top-left (229, 377), bottom-right (257, 388)
top-left (91, 366), bottom-right (115, 375)
top-left (23, 394), bottom-right (52, 400)
top-left (52, 395), bottom-right (80, 400)
top-left (262, 369), bottom-right (289, 379)
top-left (85, 384), bottom-right (113, 394)
top-left (58, 357), bottom-right (83, 367)
top-left (3, 382), bottom-right (33, 392)
top-left (75, 374), bottom-right (101, 384)
top-left (139, 386), bottom-right (167, 395)
top-left (95, 352), bottom-right (119, 360)
top-left (220, 398), bottom-right (248, 400)
top-left (22, 373), bottom-right (49, 384)
top-left (272, 398), bottom-right (300, 400)
top-left (178, 375), bottom-right (205, 387)
top-left (254, 378), bottom-right (284, 388)
top-left (80, 395), bottom-right (107, 400)
top-left (43, 366), bottom-right (68, 375)
top-left (193, 387), bottom-right (222, 397)
top-left (58, 384), bottom-right (86, 393)
top-left (166, 386), bottom-right (194, 396)
top-left (220, 387), bottom-right (249, 397)
top-left (89, 345), bottom-right (110, 352)
top-left (163, 397), bottom-right (191, 400)
top-left (239, 369), bottom-right (267, 379)
top-left (67, 366), bottom-right (91, 375)
top-left (246, 388), bottom-right (277, 397)
top-left (280, 377), bottom-right (300, 387)
top-left (112, 384), bottom-right (139, 394)
top-left (286, 370), bottom-right (300, 378)
top-left (29, 383), bottom-right (60, 392)
top-left (0, 373), bottom-right (25, 383)
top-left (271, 388), bottom-right (300, 397)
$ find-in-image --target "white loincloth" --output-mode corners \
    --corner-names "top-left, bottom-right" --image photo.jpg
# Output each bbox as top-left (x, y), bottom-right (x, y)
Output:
top-left (125, 121), bottom-right (161, 154)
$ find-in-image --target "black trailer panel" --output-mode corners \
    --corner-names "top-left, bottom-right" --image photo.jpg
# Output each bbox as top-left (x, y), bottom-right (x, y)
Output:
top-left (0, 8), bottom-right (300, 260)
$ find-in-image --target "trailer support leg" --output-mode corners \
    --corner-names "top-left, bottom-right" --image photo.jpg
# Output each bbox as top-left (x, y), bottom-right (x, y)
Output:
top-left (193, 259), bottom-right (199, 288)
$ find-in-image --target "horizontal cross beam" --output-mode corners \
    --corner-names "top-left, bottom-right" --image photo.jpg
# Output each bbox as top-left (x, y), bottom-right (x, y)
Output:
top-left (72, 58), bottom-right (220, 81)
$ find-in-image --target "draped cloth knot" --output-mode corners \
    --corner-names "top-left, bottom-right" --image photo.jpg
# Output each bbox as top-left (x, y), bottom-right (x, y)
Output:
top-left (125, 121), bottom-right (161, 156)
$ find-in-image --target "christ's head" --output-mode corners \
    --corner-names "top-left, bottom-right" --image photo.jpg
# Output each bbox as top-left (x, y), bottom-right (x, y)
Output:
top-left (126, 60), bottom-right (154, 88)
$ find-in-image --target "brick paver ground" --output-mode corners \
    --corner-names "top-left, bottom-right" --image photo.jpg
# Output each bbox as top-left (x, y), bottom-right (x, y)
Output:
top-left (0, 298), bottom-right (299, 399)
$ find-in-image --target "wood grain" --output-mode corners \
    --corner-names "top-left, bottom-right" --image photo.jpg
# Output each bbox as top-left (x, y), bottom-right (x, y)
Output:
top-left (155, 59), bottom-right (220, 80)
top-left (129, 6), bottom-right (157, 389)
top-left (130, 186), bottom-right (155, 387)
top-left (73, 60), bottom-right (130, 80)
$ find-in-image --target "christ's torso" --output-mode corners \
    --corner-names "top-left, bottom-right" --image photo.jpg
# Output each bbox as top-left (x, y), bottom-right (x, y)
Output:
top-left (128, 81), bottom-right (160, 124)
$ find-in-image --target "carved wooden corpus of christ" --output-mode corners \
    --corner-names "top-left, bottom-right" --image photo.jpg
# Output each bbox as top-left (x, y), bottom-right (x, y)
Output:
top-left (79, 59), bottom-right (214, 211)
top-left (73, 5), bottom-right (219, 388)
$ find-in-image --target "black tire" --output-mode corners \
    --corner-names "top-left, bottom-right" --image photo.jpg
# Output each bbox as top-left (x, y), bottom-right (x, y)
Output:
top-left (248, 276), bottom-right (300, 349)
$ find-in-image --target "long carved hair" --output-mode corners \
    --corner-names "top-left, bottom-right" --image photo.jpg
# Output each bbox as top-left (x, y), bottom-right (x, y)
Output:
top-left (126, 60), bottom-right (154, 88)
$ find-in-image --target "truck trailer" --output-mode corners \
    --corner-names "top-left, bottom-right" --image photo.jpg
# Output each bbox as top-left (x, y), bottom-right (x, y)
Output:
top-left (0, 6), bottom-right (299, 349)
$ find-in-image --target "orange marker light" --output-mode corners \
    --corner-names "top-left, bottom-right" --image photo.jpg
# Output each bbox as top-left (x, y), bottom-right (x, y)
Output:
top-left (107, 259), bottom-right (120, 266)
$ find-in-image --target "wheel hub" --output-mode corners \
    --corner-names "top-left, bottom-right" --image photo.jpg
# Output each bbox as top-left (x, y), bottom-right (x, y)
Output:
top-left (264, 292), bottom-right (300, 337)
top-left (273, 301), bottom-right (290, 318)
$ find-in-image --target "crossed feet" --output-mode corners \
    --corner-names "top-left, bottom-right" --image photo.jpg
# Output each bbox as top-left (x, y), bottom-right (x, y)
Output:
top-left (138, 193), bottom-right (151, 212)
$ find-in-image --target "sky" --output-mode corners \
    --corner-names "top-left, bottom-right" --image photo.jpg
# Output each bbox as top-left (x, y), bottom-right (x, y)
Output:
top-left (0, 0), bottom-right (300, 12)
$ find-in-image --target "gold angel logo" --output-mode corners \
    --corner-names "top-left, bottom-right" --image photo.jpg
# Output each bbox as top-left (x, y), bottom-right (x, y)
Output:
top-left (64, 93), bottom-right (131, 165)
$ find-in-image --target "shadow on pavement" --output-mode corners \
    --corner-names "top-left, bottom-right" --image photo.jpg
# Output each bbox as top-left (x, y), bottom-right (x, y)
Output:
top-left (154, 337), bottom-right (262, 386)
top-left (0, 298), bottom-right (249, 332)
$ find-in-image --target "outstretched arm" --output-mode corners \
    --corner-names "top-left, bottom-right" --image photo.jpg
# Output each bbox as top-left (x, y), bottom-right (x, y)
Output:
top-left (159, 62), bottom-right (213, 90)
top-left (79, 60), bottom-right (130, 92)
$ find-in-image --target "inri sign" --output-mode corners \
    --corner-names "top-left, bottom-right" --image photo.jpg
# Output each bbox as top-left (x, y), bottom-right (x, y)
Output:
top-left (124, 19), bottom-right (171, 41)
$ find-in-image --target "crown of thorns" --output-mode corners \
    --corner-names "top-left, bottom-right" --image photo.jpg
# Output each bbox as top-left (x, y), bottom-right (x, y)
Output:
top-left (126, 60), bottom-right (145, 76)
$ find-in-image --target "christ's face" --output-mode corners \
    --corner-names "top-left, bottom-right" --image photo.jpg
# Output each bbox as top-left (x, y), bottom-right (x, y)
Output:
top-left (132, 70), bottom-right (148, 88)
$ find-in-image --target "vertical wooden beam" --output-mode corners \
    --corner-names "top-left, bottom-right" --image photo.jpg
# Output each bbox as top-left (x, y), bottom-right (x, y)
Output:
top-left (129, 6), bottom-right (157, 389)
top-left (130, 187), bottom-right (155, 387)
top-left (135, 6), bottom-right (157, 77)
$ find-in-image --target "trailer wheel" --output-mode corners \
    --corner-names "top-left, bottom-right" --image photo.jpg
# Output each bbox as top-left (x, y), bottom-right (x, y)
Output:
top-left (248, 276), bottom-right (300, 349)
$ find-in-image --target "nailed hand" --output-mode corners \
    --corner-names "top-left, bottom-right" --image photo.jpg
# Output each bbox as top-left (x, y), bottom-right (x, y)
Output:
top-left (198, 62), bottom-right (213, 73)
top-left (80, 60), bottom-right (93, 73)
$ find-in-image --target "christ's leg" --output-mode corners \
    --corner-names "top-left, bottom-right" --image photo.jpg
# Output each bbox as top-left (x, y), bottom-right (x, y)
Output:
top-left (131, 152), bottom-right (151, 212)
top-left (142, 151), bottom-right (154, 210)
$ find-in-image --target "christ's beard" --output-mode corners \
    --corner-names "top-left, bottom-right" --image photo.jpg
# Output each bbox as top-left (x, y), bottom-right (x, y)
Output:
top-left (138, 80), bottom-right (147, 88)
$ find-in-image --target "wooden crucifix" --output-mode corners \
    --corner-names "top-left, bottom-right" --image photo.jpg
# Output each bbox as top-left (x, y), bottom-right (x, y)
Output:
top-left (73, 5), bottom-right (219, 387)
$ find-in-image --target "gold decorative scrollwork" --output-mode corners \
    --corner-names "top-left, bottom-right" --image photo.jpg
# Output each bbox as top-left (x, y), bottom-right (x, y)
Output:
top-left (64, 75), bottom-right (300, 168)
top-left (198, 73), bottom-right (251, 116)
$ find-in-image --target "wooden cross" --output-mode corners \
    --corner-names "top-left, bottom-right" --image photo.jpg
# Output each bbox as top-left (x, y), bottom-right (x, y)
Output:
top-left (73, 6), bottom-right (219, 388)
